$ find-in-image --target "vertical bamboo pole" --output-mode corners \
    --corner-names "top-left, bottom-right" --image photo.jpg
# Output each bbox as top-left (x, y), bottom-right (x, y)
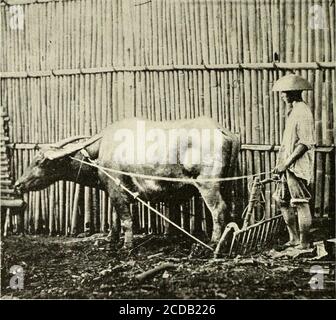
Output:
top-left (70, 184), bottom-right (81, 235)
top-left (183, 0), bottom-right (191, 66)
top-left (27, 190), bottom-right (33, 234)
top-left (124, 0), bottom-right (135, 118)
top-left (314, 2), bottom-right (323, 217)
top-left (307, 0), bottom-right (315, 117)
top-left (281, 2), bottom-right (292, 140)
top-left (256, 2), bottom-right (263, 139)
top-left (0, 8), bottom-right (6, 72)
top-left (269, 71), bottom-right (276, 214)
top-left (134, 3), bottom-right (142, 118)
top-left (102, 191), bottom-right (107, 233)
top-left (249, 1), bottom-right (259, 148)
top-left (279, 0), bottom-right (286, 62)
top-left (192, 0), bottom-right (200, 66)
top-left (237, 6), bottom-right (247, 209)
top-left (322, 0), bottom-right (333, 217)
top-left (54, 181), bottom-right (60, 234)
top-left (48, 184), bottom-right (55, 235)
top-left (107, 199), bottom-right (112, 234)
top-left (34, 191), bottom-right (40, 234)
top-left (241, 0), bottom-right (254, 198)
top-left (301, 0), bottom-right (308, 88)
top-left (99, 191), bottom-right (103, 233)
top-left (190, 197), bottom-right (195, 235)
top-left (140, 201), bottom-right (144, 233)
top-left (92, 189), bottom-right (99, 233)
top-left (159, 0), bottom-right (167, 120)
top-left (84, 187), bottom-right (91, 234)
top-left (71, 0), bottom-right (77, 69)
top-left (40, 189), bottom-right (46, 233)
top-left (232, 3), bottom-right (240, 135)
top-left (23, 189), bottom-right (29, 234)
top-left (261, 0), bottom-right (271, 216)
top-left (136, 202), bottom-right (141, 232)
top-left (147, 201), bottom-right (153, 234)
top-left (112, 204), bottom-right (120, 238)
top-left (64, 181), bottom-right (69, 235)
top-left (78, 74), bottom-right (84, 134)
top-left (105, 72), bottom-right (112, 124)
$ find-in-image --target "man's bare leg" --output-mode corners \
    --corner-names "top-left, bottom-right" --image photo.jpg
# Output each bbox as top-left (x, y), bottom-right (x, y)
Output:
top-left (296, 203), bottom-right (312, 249)
top-left (281, 206), bottom-right (300, 246)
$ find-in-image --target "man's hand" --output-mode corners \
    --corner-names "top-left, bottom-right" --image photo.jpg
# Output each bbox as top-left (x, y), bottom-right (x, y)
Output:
top-left (273, 144), bottom-right (308, 175)
top-left (273, 163), bottom-right (288, 174)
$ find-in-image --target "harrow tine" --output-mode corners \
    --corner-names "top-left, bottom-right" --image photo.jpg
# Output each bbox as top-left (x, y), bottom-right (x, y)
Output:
top-left (264, 219), bottom-right (275, 245)
top-left (224, 213), bottom-right (284, 258)
top-left (261, 221), bottom-right (270, 247)
top-left (270, 220), bottom-right (277, 242)
top-left (252, 223), bottom-right (263, 253)
top-left (258, 223), bottom-right (267, 250)
top-left (242, 228), bottom-right (253, 255)
top-left (246, 225), bottom-right (258, 253)
top-left (257, 223), bottom-right (266, 251)
top-left (260, 220), bottom-right (269, 246)
top-left (272, 219), bottom-right (279, 241)
top-left (234, 232), bottom-right (245, 256)
top-left (229, 232), bottom-right (238, 257)
top-left (264, 219), bottom-right (273, 246)
top-left (270, 215), bottom-right (283, 244)
top-left (261, 220), bottom-right (271, 248)
top-left (239, 229), bottom-right (249, 255)
top-left (223, 175), bottom-right (287, 258)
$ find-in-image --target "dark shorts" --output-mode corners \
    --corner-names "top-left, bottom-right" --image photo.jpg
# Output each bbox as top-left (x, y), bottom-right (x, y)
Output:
top-left (272, 170), bottom-right (311, 207)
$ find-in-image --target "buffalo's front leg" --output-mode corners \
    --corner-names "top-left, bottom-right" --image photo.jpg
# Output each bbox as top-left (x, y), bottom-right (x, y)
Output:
top-left (196, 183), bottom-right (227, 244)
top-left (101, 171), bottom-right (134, 249)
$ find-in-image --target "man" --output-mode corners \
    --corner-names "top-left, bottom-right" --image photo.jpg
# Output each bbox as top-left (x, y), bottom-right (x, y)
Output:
top-left (272, 74), bottom-right (315, 250)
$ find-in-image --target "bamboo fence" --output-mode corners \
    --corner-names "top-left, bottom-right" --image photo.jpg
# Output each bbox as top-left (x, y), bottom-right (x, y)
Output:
top-left (0, 0), bottom-right (335, 236)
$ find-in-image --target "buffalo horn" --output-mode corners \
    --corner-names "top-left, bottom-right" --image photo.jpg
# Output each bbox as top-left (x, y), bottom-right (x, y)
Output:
top-left (44, 133), bottom-right (103, 160)
top-left (52, 135), bottom-right (90, 148)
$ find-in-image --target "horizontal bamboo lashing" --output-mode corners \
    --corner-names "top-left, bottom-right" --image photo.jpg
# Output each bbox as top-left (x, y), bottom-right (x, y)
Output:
top-left (1, 0), bottom-right (71, 5)
top-left (1, 61), bottom-right (335, 79)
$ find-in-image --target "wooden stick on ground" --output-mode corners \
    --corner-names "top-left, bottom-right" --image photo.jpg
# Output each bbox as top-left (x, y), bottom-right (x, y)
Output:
top-left (135, 263), bottom-right (176, 283)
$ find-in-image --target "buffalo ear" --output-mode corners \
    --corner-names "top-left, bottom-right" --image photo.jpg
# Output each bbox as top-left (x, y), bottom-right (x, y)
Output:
top-left (39, 157), bottom-right (47, 166)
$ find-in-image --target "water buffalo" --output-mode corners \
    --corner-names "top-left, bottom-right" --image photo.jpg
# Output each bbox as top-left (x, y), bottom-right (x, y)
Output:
top-left (15, 117), bottom-right (240, 248)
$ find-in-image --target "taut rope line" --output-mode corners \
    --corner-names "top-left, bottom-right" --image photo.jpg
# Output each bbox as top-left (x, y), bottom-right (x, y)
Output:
top-left (72, 156), bottom-right (214, 251)
top-left (70, 156), bottom-right (272, 183)
top-left (69, 156), bottom-right (272, 251)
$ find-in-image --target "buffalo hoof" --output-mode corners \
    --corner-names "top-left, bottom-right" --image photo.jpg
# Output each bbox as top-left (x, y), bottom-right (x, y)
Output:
top-left (188, 243), bottom-right (213, 259)
top-left (122, 242), bottom-right (134, 251)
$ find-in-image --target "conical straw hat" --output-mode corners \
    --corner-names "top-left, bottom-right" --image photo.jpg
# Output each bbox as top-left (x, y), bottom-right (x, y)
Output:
top-left (272, 74), bottom-right (313, 91)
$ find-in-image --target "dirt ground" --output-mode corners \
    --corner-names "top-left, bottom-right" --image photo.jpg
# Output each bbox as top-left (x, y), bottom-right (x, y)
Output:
top-left (1, 234), bottom-right (335, 299)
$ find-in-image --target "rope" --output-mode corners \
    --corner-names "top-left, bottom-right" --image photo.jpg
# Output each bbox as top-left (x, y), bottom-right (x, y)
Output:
top-left (70, 156), bottom-right (272, 183)
top-left (69, 156), bottom-right (272, 251)
top-left (83, 157), bottom-right (214, 251)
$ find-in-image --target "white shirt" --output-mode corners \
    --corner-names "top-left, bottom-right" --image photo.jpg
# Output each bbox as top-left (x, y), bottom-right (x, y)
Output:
top-left (277, 101), bottom-right (315, 183)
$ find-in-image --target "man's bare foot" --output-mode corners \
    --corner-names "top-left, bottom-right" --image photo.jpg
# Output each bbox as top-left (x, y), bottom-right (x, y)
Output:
top-left (284, 240), bottom-right (300, 247)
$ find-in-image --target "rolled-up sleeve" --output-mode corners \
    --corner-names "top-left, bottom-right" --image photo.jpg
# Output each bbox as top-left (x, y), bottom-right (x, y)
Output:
top-left (296, 113), bottom-right (315, 149)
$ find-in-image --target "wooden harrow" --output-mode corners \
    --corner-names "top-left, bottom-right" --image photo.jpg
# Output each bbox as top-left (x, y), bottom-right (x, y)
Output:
top-left (214, 176), bottom-right (285, 258)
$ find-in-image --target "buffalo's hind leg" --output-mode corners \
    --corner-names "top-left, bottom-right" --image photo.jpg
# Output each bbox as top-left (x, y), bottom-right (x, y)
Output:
top-left (114, 201), bottom-right (134, 250)
top-left (196, 183), bottom-right (227, 245)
